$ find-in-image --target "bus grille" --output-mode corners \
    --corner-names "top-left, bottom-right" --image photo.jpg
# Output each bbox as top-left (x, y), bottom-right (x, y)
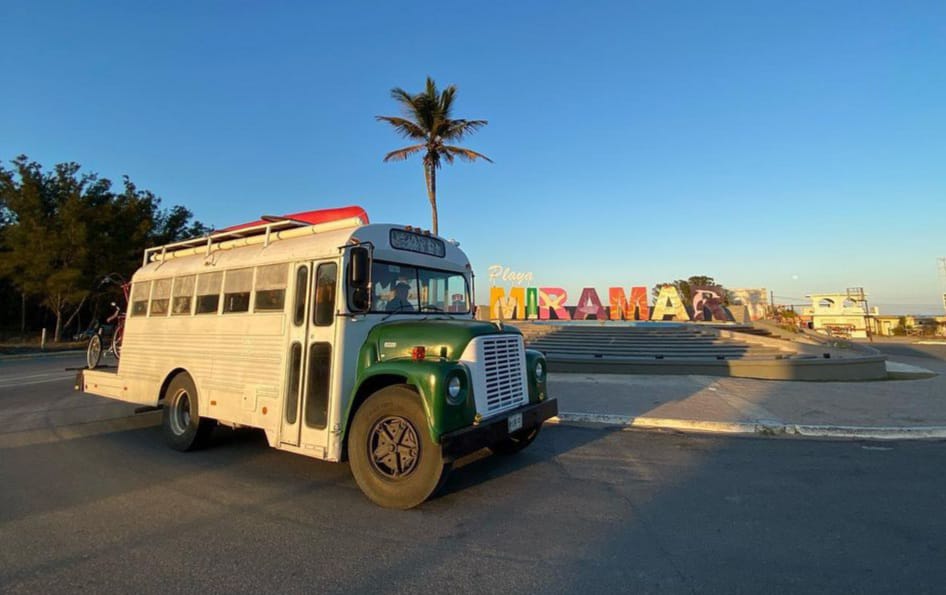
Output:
top-left (480, 335), bottom-right (527, 414)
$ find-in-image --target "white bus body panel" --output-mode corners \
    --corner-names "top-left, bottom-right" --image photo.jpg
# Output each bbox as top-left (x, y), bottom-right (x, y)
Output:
top-left (79, 223), bottom-right (473, 462)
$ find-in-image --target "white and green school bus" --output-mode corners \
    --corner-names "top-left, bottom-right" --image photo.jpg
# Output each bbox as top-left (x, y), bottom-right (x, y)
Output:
top-left (76, 207), bottom-right (557, 508)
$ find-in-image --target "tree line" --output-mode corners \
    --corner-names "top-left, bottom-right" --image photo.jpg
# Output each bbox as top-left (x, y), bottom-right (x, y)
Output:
top-left (0, 155), bottom-right (208, 342)
top-left (652, 276), bottom-right (731, 304)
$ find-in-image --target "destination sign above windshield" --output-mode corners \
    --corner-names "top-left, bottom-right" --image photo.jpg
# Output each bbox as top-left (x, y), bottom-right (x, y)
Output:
top-left (390, 229), bottom-right (445, 258)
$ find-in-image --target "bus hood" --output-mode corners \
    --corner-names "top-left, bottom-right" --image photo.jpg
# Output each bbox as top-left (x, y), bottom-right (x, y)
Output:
top-left (367, 319), bottom-right (522, 362)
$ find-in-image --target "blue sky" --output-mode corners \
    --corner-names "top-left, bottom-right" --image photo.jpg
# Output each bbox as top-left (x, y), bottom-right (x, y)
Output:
top-left (3, 1), bottom-right (944, 312)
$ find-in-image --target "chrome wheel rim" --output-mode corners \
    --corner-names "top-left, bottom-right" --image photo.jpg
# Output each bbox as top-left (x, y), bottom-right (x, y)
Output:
top-left (87, 337), bottom-right (102, 368)
top-left (169, 389), bottom-right (192, 436)
top-left (368, 416), bottom-right (420, 479)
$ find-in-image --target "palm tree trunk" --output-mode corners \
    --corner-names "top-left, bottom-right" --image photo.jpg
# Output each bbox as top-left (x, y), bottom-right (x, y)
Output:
top-left (425, 163), bottom-right (438, 236)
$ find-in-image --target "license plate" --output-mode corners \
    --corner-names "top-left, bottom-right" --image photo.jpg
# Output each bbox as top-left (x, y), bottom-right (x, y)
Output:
top-left (507, 412), bottom-right (523, 433)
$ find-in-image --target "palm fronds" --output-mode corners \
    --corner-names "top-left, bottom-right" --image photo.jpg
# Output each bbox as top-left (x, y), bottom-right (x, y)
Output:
top-left (382, 144), bottom-right (426, 162)
top-left (441, 145), bottom-right (493, 165)
top-left (377, 77), bottom-right (491, 234)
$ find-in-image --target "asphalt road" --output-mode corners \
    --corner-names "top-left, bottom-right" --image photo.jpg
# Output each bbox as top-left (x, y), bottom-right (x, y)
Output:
top-left (0, 353), bottom-right (139, 435)
top-left (869, 341), bottom-right (946, 373)
top-left (2, 353), bottom-right (946, 593)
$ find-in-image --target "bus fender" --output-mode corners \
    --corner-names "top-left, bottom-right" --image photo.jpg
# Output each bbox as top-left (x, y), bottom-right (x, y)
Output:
top-left (343, 359), bottom-right (474, 452)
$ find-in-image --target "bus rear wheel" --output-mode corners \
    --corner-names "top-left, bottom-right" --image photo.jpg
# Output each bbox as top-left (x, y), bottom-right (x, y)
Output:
top-left (162, 372), bottom-right (215, 452)
top-left (348, 385), bottom-right (450, 509)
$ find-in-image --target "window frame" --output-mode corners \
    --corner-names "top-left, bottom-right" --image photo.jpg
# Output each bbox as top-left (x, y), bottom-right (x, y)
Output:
top-left (222, 267), bottom-right (254, 314)
top-left (253, 263), bottom-right (289, 313)
top-left (149, 278), bottom-right (173, 317)
top-left (129, 281), bottom-right (152, 317)
top-left (171, 275), bottom-right (196, 316)
top-left (356, 259), bottom-right (471, 315)
top-left (313, 262), bottom-right (338, 326)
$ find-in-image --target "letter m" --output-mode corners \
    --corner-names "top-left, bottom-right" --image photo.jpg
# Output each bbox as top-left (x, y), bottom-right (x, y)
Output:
top-left (609, 286), bottom-right (650, 320)
top-left (490, 286), bottom-right (526, 320)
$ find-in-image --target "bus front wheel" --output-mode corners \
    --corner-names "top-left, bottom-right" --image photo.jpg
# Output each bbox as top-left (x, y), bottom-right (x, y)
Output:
top-left (162, 372), bottom-right (215, 452)
top-left (348, 385), bottom-right (450, 509)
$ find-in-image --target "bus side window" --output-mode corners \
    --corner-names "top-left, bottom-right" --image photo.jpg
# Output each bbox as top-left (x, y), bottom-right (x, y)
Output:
top-left (172, 275), bottom-right (195, 315)
top-left (223, 268), bottom-right (253, 314)
top-left (286, 342), bottom-right (302, 424)
top-left (305, 342), bottom-right (331, 429)
top-left (293, 266), bottom-right (308, 326)
top-left (255, 264), bottom-right (288, 312)
top-left (314, 263), bottom-right (337, 326)
top-left (150, 279), bottom-right (172, 316)
top-left (195, 272), bottom-right (223, 315)
top-left (130, 281), bottom-right (151, 317)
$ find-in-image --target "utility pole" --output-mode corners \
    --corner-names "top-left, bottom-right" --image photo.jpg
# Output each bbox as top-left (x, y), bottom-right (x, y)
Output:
top-left (847, 287), bottom-right (872, 343)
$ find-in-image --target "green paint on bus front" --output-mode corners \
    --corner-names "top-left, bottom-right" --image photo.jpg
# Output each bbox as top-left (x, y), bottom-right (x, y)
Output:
top-left (344, 319), bottom-right (547, 444)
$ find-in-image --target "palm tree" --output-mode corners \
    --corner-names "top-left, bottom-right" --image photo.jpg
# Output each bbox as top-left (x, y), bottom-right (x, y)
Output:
top-left (377, 77), bottom-right (491, 236)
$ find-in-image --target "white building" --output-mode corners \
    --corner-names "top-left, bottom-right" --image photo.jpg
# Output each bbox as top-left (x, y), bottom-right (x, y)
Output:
top-left (801, 292), bottom-right (876, 339)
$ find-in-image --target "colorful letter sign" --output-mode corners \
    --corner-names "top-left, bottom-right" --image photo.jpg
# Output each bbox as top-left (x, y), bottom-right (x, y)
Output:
top-left (539, 287), bottom-right (571, 320)
top-left (691, 286), bottom-right (729, 321)
top-left (650, 285), bottom-right (689, 321)
top-left (486, 266), bottom-right (765, 322)
top-left (490, 286), bottom-right (526, 320)
top-left (574, 288), bottom-right (607, 320)
top-left (609, 287), bottom-right (650, 321)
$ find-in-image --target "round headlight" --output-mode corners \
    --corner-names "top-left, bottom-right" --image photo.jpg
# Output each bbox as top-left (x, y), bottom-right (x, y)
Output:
top-left (535, 361), bottom-right (545, 380)
top-left (447, 375), bottom-right (463, 402)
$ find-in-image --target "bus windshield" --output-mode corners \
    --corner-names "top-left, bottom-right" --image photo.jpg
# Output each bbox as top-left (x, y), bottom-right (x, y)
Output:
top-left (369, 261), bottom-right (470, 314)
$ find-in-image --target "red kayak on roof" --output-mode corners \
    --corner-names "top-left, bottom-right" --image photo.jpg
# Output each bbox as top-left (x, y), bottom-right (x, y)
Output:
top-left (221, 205), bottom-right (369, 233)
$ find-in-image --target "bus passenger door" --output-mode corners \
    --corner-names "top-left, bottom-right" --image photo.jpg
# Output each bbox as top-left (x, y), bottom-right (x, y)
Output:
top-left (282, 260), bottom-right (338, 453)
top-left (281, 262), bottom-right (311, 447)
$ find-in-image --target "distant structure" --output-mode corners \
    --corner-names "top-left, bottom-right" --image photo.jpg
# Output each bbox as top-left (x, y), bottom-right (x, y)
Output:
top-left (729, 288), bottom-right (769, 322)
top-left (802, 291), bottom-right (875, 339)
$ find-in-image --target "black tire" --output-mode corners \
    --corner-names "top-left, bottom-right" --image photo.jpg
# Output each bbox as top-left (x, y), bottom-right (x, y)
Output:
top-left (489, 423), bottom-right (542, 456)
top-left (161, 372), bottom-right (215, 452)
top-left (110, 326), bottom-right (123, 360)
top-left (86, 335), bottom-right (103, 369)
top-left (348, 385), bottom-right (451, 509)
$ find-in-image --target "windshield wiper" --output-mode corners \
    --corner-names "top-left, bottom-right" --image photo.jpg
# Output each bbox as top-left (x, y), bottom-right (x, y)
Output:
top-left (382, 304), bottom-right (416, 321)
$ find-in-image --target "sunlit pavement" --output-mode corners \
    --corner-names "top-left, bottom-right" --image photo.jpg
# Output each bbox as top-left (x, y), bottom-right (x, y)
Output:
top-left (548, 342), bottom-right (946, 440)
top-left (1, 350), bottom-right (946, 592)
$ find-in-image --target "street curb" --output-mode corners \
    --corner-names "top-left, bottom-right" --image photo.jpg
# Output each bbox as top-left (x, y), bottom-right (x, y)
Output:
top-left (548, 412), bottom-right (946, 441)
top-left (0, 350), bottom-right (85, 361)
top-left (885, 360), bottom-right (937, 380)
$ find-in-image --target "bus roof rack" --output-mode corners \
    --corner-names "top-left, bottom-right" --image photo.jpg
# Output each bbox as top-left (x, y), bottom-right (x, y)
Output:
top-left (143, 206), bottom-right (369, 265)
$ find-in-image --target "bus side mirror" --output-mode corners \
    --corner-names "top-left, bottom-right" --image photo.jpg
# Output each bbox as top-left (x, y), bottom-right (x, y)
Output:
top-left (349, 246), bottom-right (370, 312)
top-left (350, 247), bottom-right (369, 285)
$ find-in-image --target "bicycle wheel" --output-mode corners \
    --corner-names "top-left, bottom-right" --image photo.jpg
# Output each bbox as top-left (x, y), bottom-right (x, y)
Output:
top-left (87, 335), bottom-right (103, 369)
top-left (110, 325), bottom-right (124, 360)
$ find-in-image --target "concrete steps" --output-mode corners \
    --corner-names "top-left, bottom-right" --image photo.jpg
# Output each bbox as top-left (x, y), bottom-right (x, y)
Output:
top-left (506, 322), bottom-right (888, 380)
top-left (513, 322), bottom-right (792, 361)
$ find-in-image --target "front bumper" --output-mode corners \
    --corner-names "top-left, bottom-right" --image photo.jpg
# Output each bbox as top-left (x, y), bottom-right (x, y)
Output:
top-left (440, 398), bottom-right (558, 462)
